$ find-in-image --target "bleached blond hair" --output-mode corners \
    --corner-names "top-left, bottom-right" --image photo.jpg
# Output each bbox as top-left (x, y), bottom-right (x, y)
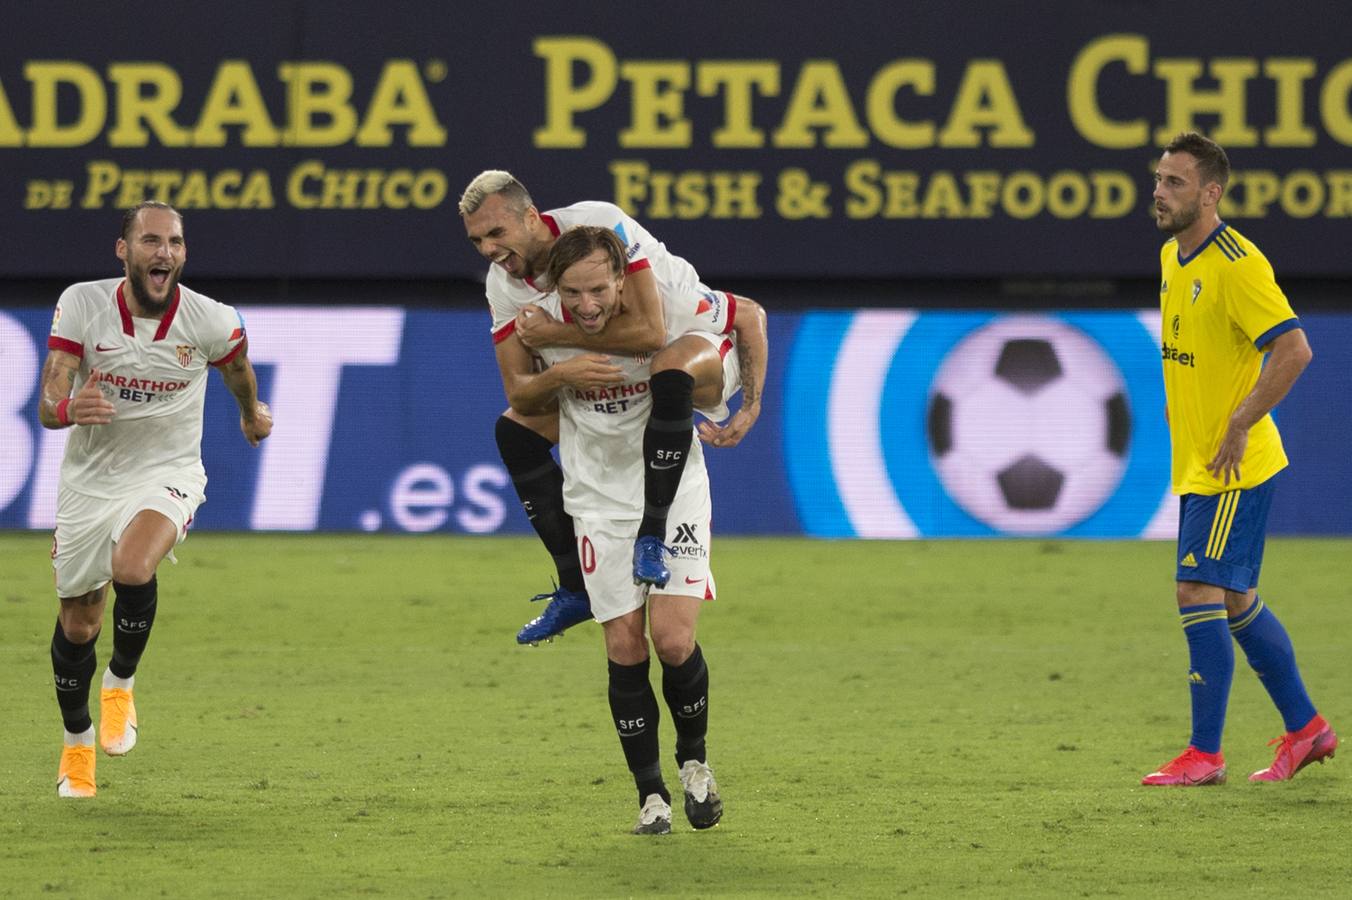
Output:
top-left (458, 170), bottom-right (533, 216)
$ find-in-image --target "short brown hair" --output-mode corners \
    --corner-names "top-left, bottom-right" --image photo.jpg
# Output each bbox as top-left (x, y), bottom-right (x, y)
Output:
top-left (545, 225), bottom-right (627, 289)
top-left (1163, 132), bottom-right (1231, 191)
top-left (121, 200), bottom-right (181, 240)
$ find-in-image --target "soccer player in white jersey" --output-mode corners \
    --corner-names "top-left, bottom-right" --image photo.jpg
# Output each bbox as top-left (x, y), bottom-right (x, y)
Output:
top-left (459, 171), bottom-right (766, 645)
top-left (508, 225), bottom-right (767, 834)
top-left (37, 201), bottom-right (272, 798)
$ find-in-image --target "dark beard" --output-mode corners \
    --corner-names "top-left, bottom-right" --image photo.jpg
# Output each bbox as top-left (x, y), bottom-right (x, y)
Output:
top-left (127, 270), bottom-right (178, 314)
top-left (1156, 202), bottom-right (1200, 235)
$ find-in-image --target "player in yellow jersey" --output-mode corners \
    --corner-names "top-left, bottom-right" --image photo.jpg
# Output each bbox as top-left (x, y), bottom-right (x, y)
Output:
top-left (1140, 133), bottom-right (1336, 787)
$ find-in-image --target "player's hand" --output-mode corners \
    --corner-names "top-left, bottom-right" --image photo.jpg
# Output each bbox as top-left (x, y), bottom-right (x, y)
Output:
top-left (1206, 421), bottom-right (1247, 486)
top-left (697, 403), bottom-right (760, 448)
top-left (241, 401), bottom-right (272, 447)
top-left (515, 306), bottom-right (561, 350)
top-left (68, 369), bottom-right (116, 425)
top-left (554, 354), bottom-right (626, 390)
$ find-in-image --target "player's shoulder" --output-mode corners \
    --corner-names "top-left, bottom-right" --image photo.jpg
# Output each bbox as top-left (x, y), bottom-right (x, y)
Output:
top-left (175, 283), bottom-right (236, 318)
top-left (57, 277), bottom-right (120, 309)
top-left (1210, 224), bottom-right (1271, 266)
top-left (1211, 225), bottom-right (1277, 282)
top-left (486, 263), bottom-right (538, 297)
top-left (551, 200), bottom-right (630, 228)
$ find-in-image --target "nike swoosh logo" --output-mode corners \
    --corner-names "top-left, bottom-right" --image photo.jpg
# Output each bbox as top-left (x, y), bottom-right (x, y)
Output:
top-left (685, 576), bottom-right (704, 585)
top-left (95, 343), bottom-right (120, 351)
top-left (650, 462), bottom-right (680, 470)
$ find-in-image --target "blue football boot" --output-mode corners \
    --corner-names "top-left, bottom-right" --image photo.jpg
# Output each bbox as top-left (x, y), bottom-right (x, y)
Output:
top-left (517, 586), bottom-right (593, 645)
top-left (632, 535), bottom-right (673, 588)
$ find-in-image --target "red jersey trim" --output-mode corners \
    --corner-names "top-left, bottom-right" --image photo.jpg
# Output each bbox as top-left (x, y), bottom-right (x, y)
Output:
top-left (540, 213), bottom-right (560, 237)
top-left (48, 336), bottom-right (84, 357)
top-left (624, 257), bottom-right (651, 277)
top-left (115, 282), bottom-right (181, 339)
top-left (115, 283), bottom-right (135, 335)
top-left (723, 292), bottom-right (737, 334)
top-left (152, 286), bottom-right (182, 341)
top-left (209, 334), bottom-right (247, 367)
top-left (718, 337), bottom-right (733, 359)
top-left (492, 320), bottom-right (516, 344)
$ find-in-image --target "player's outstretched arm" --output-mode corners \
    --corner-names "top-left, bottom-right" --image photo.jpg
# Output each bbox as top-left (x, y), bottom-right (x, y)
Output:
top-left (219, 349), bottom-right (272, 447)
top-left (37, 352), bottom-right (115, 429)
top-left (515, 266), bottom-right (666, 354)
top-left (497, 332), bottom-right (625, 416)
top-left (1207, 327), bottom-right (1311, 485)
top-left (698, 296), bottom-right (768, 449)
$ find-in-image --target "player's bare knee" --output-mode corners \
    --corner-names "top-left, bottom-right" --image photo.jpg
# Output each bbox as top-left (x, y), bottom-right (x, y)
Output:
top-left (109, 553), bottom-right (158, 587)
top-left (651, 629), bottom-right (695, 666)
top-left (57, 595), bottom-right (104, 643)
top-left (602, 618), bottom-right (649, 665)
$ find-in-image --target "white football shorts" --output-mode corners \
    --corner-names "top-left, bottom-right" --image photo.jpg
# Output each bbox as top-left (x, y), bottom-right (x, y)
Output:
top-left (690, 330), bottom-right (741, 424)
top-left (52, 481), bottom-right (203, 597)
top-left (576, 485), bottom-right (717, 623)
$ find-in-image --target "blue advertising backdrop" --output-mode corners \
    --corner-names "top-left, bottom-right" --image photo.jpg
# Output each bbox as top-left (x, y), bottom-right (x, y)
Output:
top-left (3, 305), bottom-right (1349, 537)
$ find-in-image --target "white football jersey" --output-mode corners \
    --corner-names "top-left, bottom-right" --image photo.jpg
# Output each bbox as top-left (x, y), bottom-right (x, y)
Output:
top-left (47, 278), bottom-right (246, 499)
top-left (485, 201), bottom-right (705, 344)
top-left (539, 288), bottom-right (737, 520)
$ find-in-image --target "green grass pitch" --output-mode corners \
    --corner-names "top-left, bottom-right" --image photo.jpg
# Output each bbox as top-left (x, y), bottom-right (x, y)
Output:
top-left (1, 533), bottom-right (1348, 898)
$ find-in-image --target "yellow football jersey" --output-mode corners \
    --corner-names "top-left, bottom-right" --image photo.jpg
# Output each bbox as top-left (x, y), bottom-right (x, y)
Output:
top-left (1159, 223), bottom-right (1300, 495)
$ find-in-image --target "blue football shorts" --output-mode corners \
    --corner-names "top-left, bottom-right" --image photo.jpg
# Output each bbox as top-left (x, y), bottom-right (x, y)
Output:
top-left (1174, 473), bottom-right (1279, 592)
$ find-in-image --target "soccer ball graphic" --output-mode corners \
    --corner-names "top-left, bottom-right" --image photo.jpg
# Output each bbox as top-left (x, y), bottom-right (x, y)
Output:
top-left (925, 316), bottom-right (1131, 535)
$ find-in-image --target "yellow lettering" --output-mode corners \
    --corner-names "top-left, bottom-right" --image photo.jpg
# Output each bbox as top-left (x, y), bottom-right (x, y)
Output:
top-left (1067, 34), bottom-right (1150, 149)
top-left (708, 171), bottom-right (762, 218)
top-left (239, 171), bottom-right (275, 208)
top-left (697, 62), bottom-right (778, 148)
top-left (1324, 171), bottom-right (1352, 215)
top-left (844, 159), bottom-right (882, 218)
top-left (1045, 171), bottom-right (1090, 218)
top-left (280, 62), bottom-right (357, 147)
top-left (1263, 59), bottom-right (1316, 147)
top-left (355, 61), bottom-right (446, 147)
top-left (211, 170), bottom-right (242, 208)
top-left (1280, 169), bottom-right (1323, 218)
top-left (918, 171), bottom-right (963, 218)
top-left (0, 77), bottom-right (21, 146)
top-left (1089, 171), bottom-right (1135, 217)
top-left (1153, 58), bottom-right (1259, 147)
top-left (865, 61), bottom-right (935, 149)
top-left (107, 63), bottom-right (190, 147)
top-left (288, 159), bottom-right (324, 209)
top-left (26, 61), bottom-right (105, 147)
top-left (936, 61), bottom-right (1033, 148)
top-left (1320, 59), bottom-right (1352, 145)
top-left (619, 61), bottom-right (691, 148)
top-left (771, 61), bottom-right (868, 148)
top-left (81, 160), bottom-right (121, 208)
top-left (114, 170), bottom-right (149, 207)
top-left (534, 37), bottom-right (618, 149)
top-left (609, 160), bottom-right (650, 215)
top-left (1231, 169), bottom-right (1280, 216)
top-left (191, 61), bottom-right (281, 147)
top-left (176, 171), bottom-right (211, 208)
top-left (1002, 171), bottom-right (1044, 219)
top-left (964, 171), bottom-right (1001, 218)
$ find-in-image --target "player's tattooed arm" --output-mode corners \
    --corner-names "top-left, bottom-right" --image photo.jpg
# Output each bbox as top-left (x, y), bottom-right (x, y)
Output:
top-left (37, 350), bottom-right (114, 429)
top-left (699, 296), bottom-right (768, 449)
top-left (515, 266), bottom-right (666, 354)
top-left (497, 332), bottom-right (623, 416)
top-left (219, 348), bottom-right (272, 447)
